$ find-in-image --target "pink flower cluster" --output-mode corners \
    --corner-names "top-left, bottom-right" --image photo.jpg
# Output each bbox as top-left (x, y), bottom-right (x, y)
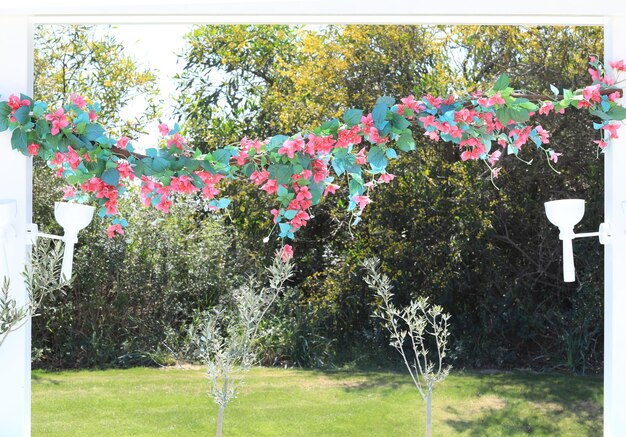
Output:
top-left (6, 94), bottom-right (30, 123)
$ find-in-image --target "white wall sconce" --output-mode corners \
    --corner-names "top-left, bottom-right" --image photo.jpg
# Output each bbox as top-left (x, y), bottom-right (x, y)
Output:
top-left (544, 199), bottom-right (611, 282)
top-left (26, 201), bottom-right (95, 281)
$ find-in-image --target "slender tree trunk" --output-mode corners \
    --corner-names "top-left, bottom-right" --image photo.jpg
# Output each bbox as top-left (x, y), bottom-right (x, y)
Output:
top-left (216, 404), bottom-right (225, 437)
top-left (425, 391), bottom-right (432, 437)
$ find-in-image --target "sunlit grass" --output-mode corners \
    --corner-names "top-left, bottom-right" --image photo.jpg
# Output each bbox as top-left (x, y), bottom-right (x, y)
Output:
top-left (32, 366), bottom-right (602, 436)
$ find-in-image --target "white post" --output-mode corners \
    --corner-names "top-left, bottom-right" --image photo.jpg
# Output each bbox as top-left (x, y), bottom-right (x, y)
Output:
top-left (0, 15), bottom-right (34, 437)
top-left (603, 16), bottom-right (626, 437)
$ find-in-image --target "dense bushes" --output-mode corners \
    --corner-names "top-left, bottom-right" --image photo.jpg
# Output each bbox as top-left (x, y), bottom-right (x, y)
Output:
top-left (31, 24), bottom-right (605, 372)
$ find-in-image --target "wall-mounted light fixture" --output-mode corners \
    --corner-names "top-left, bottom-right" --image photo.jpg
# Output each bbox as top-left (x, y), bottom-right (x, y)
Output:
top-left (26, 201), bottom-right (95, 281)
top-left (544, 199), bottom-right (611, 282)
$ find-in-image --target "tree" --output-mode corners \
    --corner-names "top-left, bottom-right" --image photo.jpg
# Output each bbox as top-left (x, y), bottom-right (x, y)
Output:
top-left (176, 24), bottom-right (606, 370)
top-left (188, 252), bottom-right (293, 437)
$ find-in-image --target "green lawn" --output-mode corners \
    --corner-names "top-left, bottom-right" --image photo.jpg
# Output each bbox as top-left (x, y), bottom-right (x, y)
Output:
top-left (32, 367), bottom-right (602, 436)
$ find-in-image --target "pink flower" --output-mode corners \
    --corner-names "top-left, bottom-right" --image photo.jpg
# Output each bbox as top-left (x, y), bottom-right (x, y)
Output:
top-left (155, 195), bottom-right (172, 213)
top-left (170, 175), bottom-right (198, 194)
top-left (312, 159), bottom-right (328, 183)
top-left (361, 113), bottom-right (374, 129)
top-left (250, 170), bottom-right (269, 185)
top-left (324, 184), bottom-right (340, 196)
top-left (489, 150), bottom-right (502, 166)
top-left (280, 244), bottom-right (294, 262)
top-left (353, 194), bottom-right (371, 210)
top-left (549, 151), bottom-right (562, 163)
top-left (536, 126), bottom-right (550, 144)
top-left (588, 68), bottom-right (600, 82)
top-left (610, 60), bottom-right (626, 72)
top-left (378, 173), bottom-right (395, 184)
top-left (608, 91), bottom-right (621, 103)
top-left (582, 84), bottom-right (602, 103)
top-left (477, 92), bottom-right (505, 107)
top-left (62, 186), bottom-right (76, 199)
top-left (307, 134), bottom-right (336, 155)
top-left (594, 139), bottom-right (608, 149)
top-left (356, 148), bottom-right (367, 165)
top-left (399, 95), bottom-right (424, 114)
top-left (603, 123), bottom-right (620, 139)
top-left (492, 167), bottom-right (502, 179)
top-left (270, 208), bottom-right (280, 223)
top-left (336, 126), bottom-right (362, 148)
top-left (116, 136), bottom-right (129, 149)
top-left (278, 137), bottom-right (304, 159)
top-left (158, 123), bottom-right (169, 136)
top-left (459, 137), bottom-right (487, 161)
top-left (89, 110), bottom-right (98, 122)
top-left (261, 179), bottom-right (278, 195)
top-left (7, 94), bottom-right (29, 111)
top-left (117, 161), bottom-right (135, 180)
top-left (167, 133), bottom-right (186, 150)
top-left (539, 102), bottom-right (554, 116)
top-left (70, 93), bottom-right (87, 109)
top-left (65, 146), bottom-right (81, 170)
top-left (106, 224), bottom-right (124, 238)
top-left (27, 143), bottom-right (40, 156)
top-left (45, 108), bottom-right (69, 136)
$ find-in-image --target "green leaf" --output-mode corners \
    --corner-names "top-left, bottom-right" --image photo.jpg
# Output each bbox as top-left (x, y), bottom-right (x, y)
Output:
top-left (367, 145), bottom-right (388, 171)
top-left (66, 133), bottom-right (90, 150)
top-left (510, 107), bottom-right (530, 123)
top-left (212, 149), bottom-right (233, 165)
top-left (492, 74), bottom-right (510, 92)
top-left (269, 164), bottom-right (293, 185)
top-left (152, 156), bottom-right (170, 172)
top-left (84, 123), bottom-right (105, 142)
top-left (0, 102), bottom-right (10, 117)
top-left (607, 106), bottom-right (626, 121)
top-left (396, 130), bottom-right (415, 152)
top-left (284, 209), bottom-right (298, 220)
top-left (101, 168), bottom-right (120, 187)
top-left (550, 84), bottom-right (560, 96)
top-left (13, 106), bottom-right (30, 124)
top-left (376, 96), bottom-right (395, 107)
top-left (349, 176), bottom-right (364, 196)
top-left (496, 107), bottom-right (511, 125)
top-left (10, 128), bottom-right (27, 152)
top-left (589, 109), bottom-right (611, 121)
top-left (372, 102), bottom-right (389, 130)
top-left (386, 148), bottom-right (398, 159)
top-left (32, 101), bottom-right (48, 118)
top-left (316, 119), bottom-right (340, 136)
top-left (0, 113), bottom-right (9, 132)
top-left (391, 112), bottom-right (410, 130)
top-left (268, 135), bottom-right (289, 151)
top-left (343, 109), bottom-right (363, 127)
top-left (216, 198), bottom-right (231, 209)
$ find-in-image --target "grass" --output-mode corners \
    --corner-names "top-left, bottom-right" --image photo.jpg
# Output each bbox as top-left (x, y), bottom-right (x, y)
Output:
top-left (32, 366), bottom-right (602, 436)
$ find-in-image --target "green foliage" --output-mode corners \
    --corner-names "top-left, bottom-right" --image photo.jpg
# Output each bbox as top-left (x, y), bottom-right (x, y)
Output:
top-left (32, 196), bottom-right (241, 368)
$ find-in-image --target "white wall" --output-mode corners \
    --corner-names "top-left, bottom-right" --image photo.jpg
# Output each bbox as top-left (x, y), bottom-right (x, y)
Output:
top-left (0, 15), bottom-right (33, 437)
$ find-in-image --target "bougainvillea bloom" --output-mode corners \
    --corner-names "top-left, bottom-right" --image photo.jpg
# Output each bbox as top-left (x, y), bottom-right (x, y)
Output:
top-left (353, 194), bottom-right (371, 210)
top-left (280, 244), bottom-right (294, 261)
top-left (45, 108), bottom-right (69, 135)
top-left (106, 224), bottom-right (124, 238)
top-left (158, 123), bottom-right (169, 136)
top-left (116, 137), bottom-right (129, 149)
top-left (27, 143), bottom-right (40, 156)
top-left (70, 93), bottom-right (87, 109)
